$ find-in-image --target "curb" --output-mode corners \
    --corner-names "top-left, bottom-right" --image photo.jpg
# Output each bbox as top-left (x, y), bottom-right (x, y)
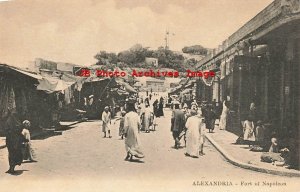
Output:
top-left (59, 120), bottom-right (86, 127)
top-left (0, 144), bottom-right (6, 150)
top-left (206, 134), bottom-right (300, 177)
top-left (0, 120), bottom-right (83, 150)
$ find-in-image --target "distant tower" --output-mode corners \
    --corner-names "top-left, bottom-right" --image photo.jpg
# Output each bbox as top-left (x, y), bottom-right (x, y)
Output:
top-left (164, 30), bottom-right (175, 50)
top-left (164, 30), bottom-right (169, 50)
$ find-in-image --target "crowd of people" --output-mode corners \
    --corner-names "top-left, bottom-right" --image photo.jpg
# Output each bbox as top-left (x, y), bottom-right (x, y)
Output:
top-left (4, 91), bottom-right (296, 173)
top-left (170, 100), bottom-right (218, 158)
top-left (101, 92), bottom-right (220, 161)
top-left (101, 92), bottom-right (165, 161)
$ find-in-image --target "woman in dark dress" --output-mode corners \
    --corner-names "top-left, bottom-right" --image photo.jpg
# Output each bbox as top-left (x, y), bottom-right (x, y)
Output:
top-left (157, 97), bottom-right (164, 117)
top-left (144, 97), bottom-right (150, 108)
top-left (153, 99), bottom-right (159, 117)
top-left (205, 105), bottom-right (217, 133)
top-left (5, 111), bottom-right (28, 174)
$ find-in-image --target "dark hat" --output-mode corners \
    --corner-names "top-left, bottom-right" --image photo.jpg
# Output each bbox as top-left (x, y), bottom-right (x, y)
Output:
top-left (190, 109), bottom-right (198, 116)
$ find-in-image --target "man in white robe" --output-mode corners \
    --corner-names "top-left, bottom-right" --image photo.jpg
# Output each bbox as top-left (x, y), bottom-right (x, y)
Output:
top-left (185, 109), bottom-right (205, 158)
top-left (219, 100), bottom-right (229, 130)
top-left (124, 103), bottom-right (144, 161)
top-left (141, 104), bottom-right (152, 133)
top-left (102, 106), bottom-right (111, 138)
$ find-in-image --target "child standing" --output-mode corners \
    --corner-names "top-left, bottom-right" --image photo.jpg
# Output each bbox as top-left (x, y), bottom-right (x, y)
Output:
top-left (119, 111), bottom-right (127, 139)
top-left (255, 120), bottom-right (265, 147)
top-left (21, 120), bottom-right (36, 162)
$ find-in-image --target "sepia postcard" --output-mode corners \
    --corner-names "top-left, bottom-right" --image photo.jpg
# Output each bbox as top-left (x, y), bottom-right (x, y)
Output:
top-left (0, 0), bottom-right (299, 192)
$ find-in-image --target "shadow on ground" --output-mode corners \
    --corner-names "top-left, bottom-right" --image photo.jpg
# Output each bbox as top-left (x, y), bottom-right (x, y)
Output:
top-left (6, 170), bottom-right (29, 176)
top-left (32, 131), bottom-right (62, 140)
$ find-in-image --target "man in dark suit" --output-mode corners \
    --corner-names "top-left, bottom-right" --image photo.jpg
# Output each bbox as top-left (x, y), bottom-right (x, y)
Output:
top-left (171, 103), bottom-right (186, 149)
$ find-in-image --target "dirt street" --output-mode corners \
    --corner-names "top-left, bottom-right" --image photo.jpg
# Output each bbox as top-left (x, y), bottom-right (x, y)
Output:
top-left (0, 109), bottom-right (298, 192)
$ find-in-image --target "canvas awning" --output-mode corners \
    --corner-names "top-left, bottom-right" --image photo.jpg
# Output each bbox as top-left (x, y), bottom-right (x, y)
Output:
top-left (168, 85), bottom-right (182, 95)
top-left (0, 64), bottom-right (42, 80)
top-left (37, 77), bottom-right (74, 93)
top-left (181, 88), bottom-right (193, 94)
top-left (116, 80), bottom-right (137, 93)
top-left (168, 78), bottom-right (192, 94)
top-left (11, 68), bottom-right (43, 80)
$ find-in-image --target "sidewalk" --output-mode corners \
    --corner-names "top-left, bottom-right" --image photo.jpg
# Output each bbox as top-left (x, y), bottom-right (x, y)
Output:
top-left (206, 126), bottom-right (300, 177)
top-left (0, 137), bottom-right (5, 149)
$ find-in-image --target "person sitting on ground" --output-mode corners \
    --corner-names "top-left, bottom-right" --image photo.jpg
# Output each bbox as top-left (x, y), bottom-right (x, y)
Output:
top-left (269, 137), bottom-right (279, 153)
top-left (261, 147), bottom-right (291, 167)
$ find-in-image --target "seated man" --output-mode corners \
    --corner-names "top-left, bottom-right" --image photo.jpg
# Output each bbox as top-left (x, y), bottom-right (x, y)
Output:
top-left (261, 136), bottom-right (291, 167)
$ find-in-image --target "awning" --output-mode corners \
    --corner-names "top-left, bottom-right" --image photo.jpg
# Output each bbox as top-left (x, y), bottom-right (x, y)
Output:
top-left (117, 89), bottom-right (129, 95)
top-left (133, 81), bottom-right (142, 87)
top-left (116, 80), bottom-right (137, 93)
top-left (169, 77), bottom-right (193, 94)
top-left (184, 79), bottom-right (196, 88)
top-left (0, 64), bottom-right (44, 80)
top-left (168, 85), bottom-right (182, 95)
top-left (37, 77), bottom-right (74, 93)
top-left (181, 88), bottom-right (193, 94)
top-left (11, 68), bottom-right (43, 80)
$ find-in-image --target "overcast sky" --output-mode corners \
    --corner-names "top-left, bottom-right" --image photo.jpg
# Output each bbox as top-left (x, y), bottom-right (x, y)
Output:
top-left (0, 0), bottom-right (273, 67)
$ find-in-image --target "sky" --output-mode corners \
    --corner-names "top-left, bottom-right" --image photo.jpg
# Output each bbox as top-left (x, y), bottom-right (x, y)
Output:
top-left (0, 0), bottom-right (273, 68)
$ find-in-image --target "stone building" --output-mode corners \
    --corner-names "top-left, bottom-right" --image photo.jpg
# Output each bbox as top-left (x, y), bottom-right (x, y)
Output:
top-left (196, 0), bottom-right (300, 167)
top-left (145, 77), bottom-right (165, 92)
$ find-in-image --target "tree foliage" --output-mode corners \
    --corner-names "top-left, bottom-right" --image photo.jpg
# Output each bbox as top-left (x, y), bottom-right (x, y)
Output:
top-left (94, 51), bottom-right (118, 65)
top-left (182, 45), bottom-right (208, 55)
top-left (94, 44), bottom-right (205, 72)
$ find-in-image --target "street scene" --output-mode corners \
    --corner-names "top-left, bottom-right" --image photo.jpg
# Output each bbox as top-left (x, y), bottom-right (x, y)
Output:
top-left (0, 107), bottom-right (298, 192)
top-left (0, 0), bottom-right (300, 192)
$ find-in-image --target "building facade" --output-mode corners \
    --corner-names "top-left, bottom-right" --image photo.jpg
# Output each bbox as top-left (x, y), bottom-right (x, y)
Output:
top-left (196, 0), bottom-right (300, 166)
top-left (145, 78), bottom-right (166, 92)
